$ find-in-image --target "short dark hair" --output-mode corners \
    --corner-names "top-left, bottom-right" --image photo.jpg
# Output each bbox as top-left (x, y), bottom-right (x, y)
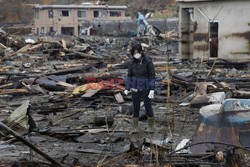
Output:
top-left (130, 43), bottom-right (142, 55)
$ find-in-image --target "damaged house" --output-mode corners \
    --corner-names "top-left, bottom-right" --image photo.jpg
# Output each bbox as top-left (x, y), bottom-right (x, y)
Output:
top-left (33, 4), bottom-right (129, 36)
top-left (178, 0), bottom-right (250, 60)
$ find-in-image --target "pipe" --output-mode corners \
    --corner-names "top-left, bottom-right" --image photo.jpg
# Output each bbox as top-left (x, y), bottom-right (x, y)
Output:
top-left (197, 8), bottom-right (210, 22)
top-left (188, 8), bottom-right (195, 22)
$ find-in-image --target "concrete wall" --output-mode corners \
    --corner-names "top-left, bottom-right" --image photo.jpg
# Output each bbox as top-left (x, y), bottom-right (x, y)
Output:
top-left (86, 18), bottom-right (179, 36)
top-left (179, 0), bottom-right (250, 60)
top-left (34, 8), bottom-right (128, 35)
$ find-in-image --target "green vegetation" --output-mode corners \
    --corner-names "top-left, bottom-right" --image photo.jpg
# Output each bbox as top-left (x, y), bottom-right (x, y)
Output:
top-left (154, 2), bottom-right (178, 18)
top-left (106, 0), bottom-right (177, 18)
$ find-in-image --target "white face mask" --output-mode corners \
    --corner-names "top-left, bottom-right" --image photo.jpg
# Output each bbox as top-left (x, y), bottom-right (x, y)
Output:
top-left (134, 53), bottom-right (141, 59)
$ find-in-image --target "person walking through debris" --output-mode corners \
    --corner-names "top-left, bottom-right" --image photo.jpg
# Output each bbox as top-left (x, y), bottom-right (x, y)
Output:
top-left (124, 43), bottom-right (155, 133)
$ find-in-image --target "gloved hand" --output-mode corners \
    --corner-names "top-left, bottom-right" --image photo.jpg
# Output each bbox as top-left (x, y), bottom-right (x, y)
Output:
top-left (124, 90), bottom-right (130, 95)
top-left (148, 90), bottom-right (154, 99)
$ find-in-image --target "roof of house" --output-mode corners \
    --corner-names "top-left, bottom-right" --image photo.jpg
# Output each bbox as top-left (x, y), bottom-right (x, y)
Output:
top-left (34, 4), bottom-right (127, 10)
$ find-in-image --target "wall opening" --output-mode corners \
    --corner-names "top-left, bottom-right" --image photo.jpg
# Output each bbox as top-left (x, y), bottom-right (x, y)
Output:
top-left (61, 27), bottom-right (74, 35)
top-left (48, 10), bottom-right (53, 18)
top-left (210, 22), bottom-right (218, 58)
top-left (94, 11), bottom-right (100, 18)
top-left (41, 27), bottom-right (45, 34)
top-left (110, 11), bottom-right (121, 17)
top-left (49, 27), bottom-right (54, 33)
top-left (62, 10), bottom-right (70, 17)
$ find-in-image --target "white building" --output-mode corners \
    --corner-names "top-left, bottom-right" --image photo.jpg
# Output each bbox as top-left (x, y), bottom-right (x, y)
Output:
top-left (177, 0), bottom-right (250, 60)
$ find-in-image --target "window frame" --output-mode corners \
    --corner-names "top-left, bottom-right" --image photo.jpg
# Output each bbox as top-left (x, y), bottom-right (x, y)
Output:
top-left (35, 10), bottom-right (39, 19)
top-left (77, 10), bottom-right (86, 18)
top-left (109, 11), bottom-right (122, 17)
top-left (61, 10), bottom-right (70, 17)
top-left (93, 10), bottom-right (100, 18)
top-left (48, 10), bottom-right (53, 18)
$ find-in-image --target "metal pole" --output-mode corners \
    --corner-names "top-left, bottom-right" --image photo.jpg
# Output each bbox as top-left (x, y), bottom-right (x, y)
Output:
top-left (0, 121), bottom-right (64, 167)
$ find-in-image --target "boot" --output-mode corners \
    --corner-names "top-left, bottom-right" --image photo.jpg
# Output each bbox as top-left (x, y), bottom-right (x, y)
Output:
top-left (131, 117), bottom-right (139, 133)
top-left (146, 117), bottom-right (154, 133)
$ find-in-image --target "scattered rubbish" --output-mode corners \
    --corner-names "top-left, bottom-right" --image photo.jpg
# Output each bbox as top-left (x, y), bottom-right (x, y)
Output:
top-left (136, 12), bottom-right (160, 37)
top-left (0, 144), bottom-right (16, 151)
top-left (191, 99), bottom-right (250, 155)
top-left (93, 116), bottom-right (114, 127)
top-left (0, 22), bottom-right (249, 166)
top-left (175, 139), bottom-right (190, 153)
top-left (0, 121), bottom-right (63, 167)
top-left (25, 38), bottom-right (35, 44)
top-left (144, 137), bottom-right (171, 148)
top-left (1, 100), bottom-right (30, 137)
top-left (74, 133), bottom-right (99, 143)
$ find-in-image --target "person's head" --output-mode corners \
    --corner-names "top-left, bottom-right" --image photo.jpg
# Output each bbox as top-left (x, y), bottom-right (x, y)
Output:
top-left (130, 43), bottom-right (143, 59)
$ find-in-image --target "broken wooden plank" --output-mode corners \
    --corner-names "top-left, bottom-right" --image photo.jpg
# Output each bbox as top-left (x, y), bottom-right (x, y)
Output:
top-left (81, 89), bottom-right (101, 98)
top-left (76, 148), bottom-right (108, 154)
top-left (16, 44), bottom-right (32, 53)
top-left (233, 90), bottom-right (250, 98)
top-left (56, 81), bottom-right (74, 88)
top-left (0, 89), bottom-right (28, 95)
top-left (0, 83), bottom-right (15, 89)
top-left (0, 42), bottom-right (7, 50)
top-left (47, 62), bottom-right (103, 76)
top-left (68, 50), bottom-right (102, 60)
top-left (17, 43), bottom-right (43, 53)
top-left (59, 39), bottom-right (68, 50)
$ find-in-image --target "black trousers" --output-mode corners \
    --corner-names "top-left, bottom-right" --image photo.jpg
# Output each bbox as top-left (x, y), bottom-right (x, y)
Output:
top-left (132, 89), bottom-right (154, 118)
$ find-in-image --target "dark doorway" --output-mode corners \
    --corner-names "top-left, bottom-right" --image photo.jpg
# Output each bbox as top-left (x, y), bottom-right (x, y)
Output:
top-left (61, 27), bottom-right (74, 35)
top-left (210, 22), bottom-right (218, 58)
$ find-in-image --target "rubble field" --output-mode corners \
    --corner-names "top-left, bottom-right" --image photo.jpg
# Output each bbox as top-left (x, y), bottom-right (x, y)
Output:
top-left (0, 28), bottom-right (249, 167)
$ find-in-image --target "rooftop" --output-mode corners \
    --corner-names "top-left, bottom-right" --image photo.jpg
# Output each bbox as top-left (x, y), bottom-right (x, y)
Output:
top-left (34, 4), bottom-right (128, 10)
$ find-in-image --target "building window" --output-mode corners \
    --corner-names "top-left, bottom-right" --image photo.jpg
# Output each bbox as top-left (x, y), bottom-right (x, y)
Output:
top-left (35, 10), bottom-right (39, 19)
top-left (48, 10), bottom-right (53, 18)
top-left (41, 27), bottom-right (45, 34)
top-left (62, 10), bottom-right (70, 17)
top-left (110, 11), bottom-right (121, 17)
top-left (49, 27), bottom-right (54, 33)
top-left (94, 11), bottom-right (100, 18)
top-left (78, 11), bottom-right (86, 18)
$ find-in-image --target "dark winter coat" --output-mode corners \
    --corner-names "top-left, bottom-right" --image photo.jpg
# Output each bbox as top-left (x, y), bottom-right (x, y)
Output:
top-left (126, 54), bottom-right (155, 90)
